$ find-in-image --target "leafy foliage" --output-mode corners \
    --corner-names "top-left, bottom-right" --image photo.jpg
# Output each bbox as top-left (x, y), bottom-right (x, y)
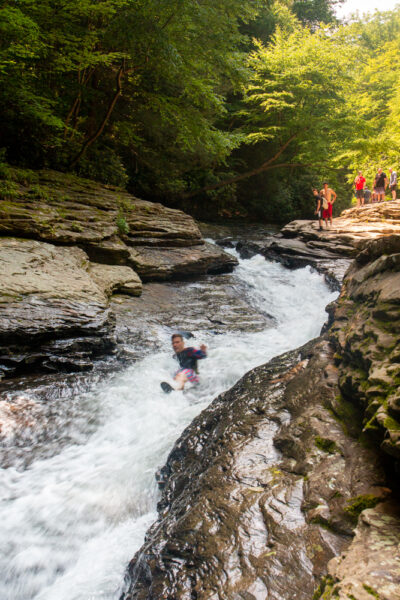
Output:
top-left (1, 0), bottom-right (399, 222)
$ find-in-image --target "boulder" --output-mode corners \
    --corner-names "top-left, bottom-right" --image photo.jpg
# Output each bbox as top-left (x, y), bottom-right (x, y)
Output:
top-left (0, 238), bottom-right (116, 376)
top-left (324, 502), bottom-right (400, 600)
top-left (127, 242), bottom-right (238, 281)
top-left (88, 263), bottom-right (142, 297)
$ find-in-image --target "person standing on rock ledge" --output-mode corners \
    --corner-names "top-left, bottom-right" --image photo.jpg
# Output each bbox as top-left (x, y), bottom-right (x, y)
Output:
top-left (161, 334), bottom-right (207, 393)
top-left (373, 167), bottom-right (387, 203)
top-left (354, 171), bottom-right (366, 207)
top-left (312, 189), bottom-right (327, 230)
top-left (319, 182), bottom-right (336, 228)
top-left (389, 168), bottom-right (397, 201)
top-left (364, 185), bottom-right (372, 204)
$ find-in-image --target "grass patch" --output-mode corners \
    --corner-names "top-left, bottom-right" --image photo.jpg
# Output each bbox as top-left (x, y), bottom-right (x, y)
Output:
top-left (383, 415), bottom-right (400, 431)
top-left (312, 575), bottom-right (337, 599)
top-left (116, 211), bottom-right (130, 235)
top-left (29, 184), bottom-right (53, 201)
top-left (0, 180), bottom-right (20, 199)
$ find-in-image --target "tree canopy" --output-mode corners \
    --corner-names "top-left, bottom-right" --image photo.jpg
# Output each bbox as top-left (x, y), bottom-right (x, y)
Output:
top-left (1, 0), bottom-right (399, 222)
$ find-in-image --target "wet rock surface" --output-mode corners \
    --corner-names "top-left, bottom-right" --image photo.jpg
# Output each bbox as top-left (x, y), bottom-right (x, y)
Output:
top-left (329, 234), bottom-right (400, 463)
top-left (112, 271), bottom-right (273, 363)
top-left (121, 338), bottom-right (392, 600)
top-left (120, 223), bottom-right (400, 600)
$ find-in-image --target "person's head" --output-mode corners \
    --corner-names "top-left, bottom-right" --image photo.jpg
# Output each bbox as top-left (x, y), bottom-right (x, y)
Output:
top-left (358, 171), bottom-right (362, 176)
top-left (323, 181), bottom-right (328, 188)
top-left (171, 333), bottom-right (185, 353)
top-left (365, 185), bottom-right (369, 190)
top-left (312, 188), bottom-right (318, 196)
top-left (378, 167), bottom-right (382, 174)
top-left (389, 167), bottom-right (393, 173)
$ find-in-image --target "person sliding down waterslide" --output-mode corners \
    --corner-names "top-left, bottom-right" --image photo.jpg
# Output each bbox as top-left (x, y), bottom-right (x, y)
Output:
top-left (160, 333), bottom-right (207, 393)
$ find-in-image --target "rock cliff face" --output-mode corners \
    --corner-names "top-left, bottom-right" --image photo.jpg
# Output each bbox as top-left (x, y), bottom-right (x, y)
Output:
top-left (329, 234), bottom-right (400, 463)
top-left (0, 169), bottom-right (237, 377)
top-left (121, 208), bottom-right (400, 600)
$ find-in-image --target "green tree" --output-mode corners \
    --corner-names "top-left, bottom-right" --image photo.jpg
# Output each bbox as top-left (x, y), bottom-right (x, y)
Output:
top-left (187, 25), bottom-right (356, 204)
top-left (336, 10), bottom-right (400, 187)
top-left (0, 0), bottom-right (261, 193)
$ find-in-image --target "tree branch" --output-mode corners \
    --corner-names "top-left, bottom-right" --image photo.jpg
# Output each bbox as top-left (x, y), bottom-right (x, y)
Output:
top-left (181, 131), bottom-right (301, 198)
top-left (182, 158), bottom-right (344, 199)
top-left (69, 63), bottom-right (125, 168)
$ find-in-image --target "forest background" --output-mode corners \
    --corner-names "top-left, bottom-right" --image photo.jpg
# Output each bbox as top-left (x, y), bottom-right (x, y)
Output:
top-left (1, 0), bottom-right (399, 223)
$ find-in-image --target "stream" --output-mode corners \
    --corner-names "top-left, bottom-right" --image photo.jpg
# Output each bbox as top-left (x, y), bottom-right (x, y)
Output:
top-left (0, 241), bottom-right (337, 600)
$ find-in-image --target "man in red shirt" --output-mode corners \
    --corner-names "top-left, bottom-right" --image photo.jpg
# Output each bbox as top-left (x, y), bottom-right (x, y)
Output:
top-left (354, 171), bottom-right (366, 207)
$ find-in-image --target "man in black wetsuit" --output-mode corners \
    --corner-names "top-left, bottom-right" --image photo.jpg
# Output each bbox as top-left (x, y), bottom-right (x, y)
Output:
top-left (170, 333), bottom-right (207, 390)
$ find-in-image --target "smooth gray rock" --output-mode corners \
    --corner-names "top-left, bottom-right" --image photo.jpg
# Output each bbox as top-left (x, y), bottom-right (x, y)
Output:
top-left (88, 263), bottom-right (142, 297)
top-left (0, 238), bottom-right (115, 376)
top-left (127, 242), bottom-right (238, 282)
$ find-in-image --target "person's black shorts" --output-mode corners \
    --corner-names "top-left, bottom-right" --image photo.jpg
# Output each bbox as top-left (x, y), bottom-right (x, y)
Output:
top-left (356, 189), bottom-right (364, 199)
top-left (390, 184), bottom-right (397, 191)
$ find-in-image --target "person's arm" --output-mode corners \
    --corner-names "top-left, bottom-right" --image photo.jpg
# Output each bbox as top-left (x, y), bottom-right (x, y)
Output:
top-left (384, 176), bottom-right (388, 189)
top-left (316, 199), bottom-right (321, 213)
top-left (187, 346), bottom-right (207, 359)
top-left (331, 189), bottom-right (337, 203)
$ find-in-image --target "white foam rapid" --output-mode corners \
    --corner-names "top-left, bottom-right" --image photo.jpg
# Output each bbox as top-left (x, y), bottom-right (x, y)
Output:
top-left (0, 252), bottom-right (337, 600)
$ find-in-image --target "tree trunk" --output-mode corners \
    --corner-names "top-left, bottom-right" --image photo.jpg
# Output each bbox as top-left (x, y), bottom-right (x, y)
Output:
top-left (69, 64), bottom-right (125, 168)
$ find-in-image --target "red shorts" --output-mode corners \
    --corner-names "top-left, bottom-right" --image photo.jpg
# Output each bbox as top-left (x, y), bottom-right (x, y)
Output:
top-left (323, 203), bottom-right (333, 219)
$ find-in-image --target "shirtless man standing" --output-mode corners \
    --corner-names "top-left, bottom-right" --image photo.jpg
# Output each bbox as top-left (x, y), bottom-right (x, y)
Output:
top-left (319, 182), bottom-right (337, 228)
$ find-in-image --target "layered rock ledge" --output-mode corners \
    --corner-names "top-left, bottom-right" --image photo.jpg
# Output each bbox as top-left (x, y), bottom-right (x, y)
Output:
top-left (120, 232), bottom-right (400, 599)
top-left (0, 169), bottom-right (237, 377)
top-left (0, 169), bottom-right (236, 277)
top-left (226, 201), bottom-right (400, 290)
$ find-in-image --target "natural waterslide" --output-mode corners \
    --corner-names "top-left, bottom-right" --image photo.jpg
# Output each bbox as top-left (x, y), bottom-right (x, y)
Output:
top-left (0, 248), bottom-right (337, 600)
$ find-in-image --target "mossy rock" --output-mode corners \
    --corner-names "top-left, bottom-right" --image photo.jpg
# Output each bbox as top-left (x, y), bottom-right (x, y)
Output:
top-left (312, 575), bottom-right (337, 599)
top-left (362, 584), bottom-right (380, 599)
top-left (344, 494), bottom-right (382, 523)
top-left (314, 436), bottom-right (341, 454)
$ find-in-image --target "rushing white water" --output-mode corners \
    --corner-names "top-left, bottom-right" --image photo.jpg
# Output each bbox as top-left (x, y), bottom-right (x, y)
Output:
top-left (0, 253), bottom-right (337, 600)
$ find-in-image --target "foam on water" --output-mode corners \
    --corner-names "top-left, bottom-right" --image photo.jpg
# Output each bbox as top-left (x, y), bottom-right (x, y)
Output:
top-left (0, 253), bottom-right (337, 600)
